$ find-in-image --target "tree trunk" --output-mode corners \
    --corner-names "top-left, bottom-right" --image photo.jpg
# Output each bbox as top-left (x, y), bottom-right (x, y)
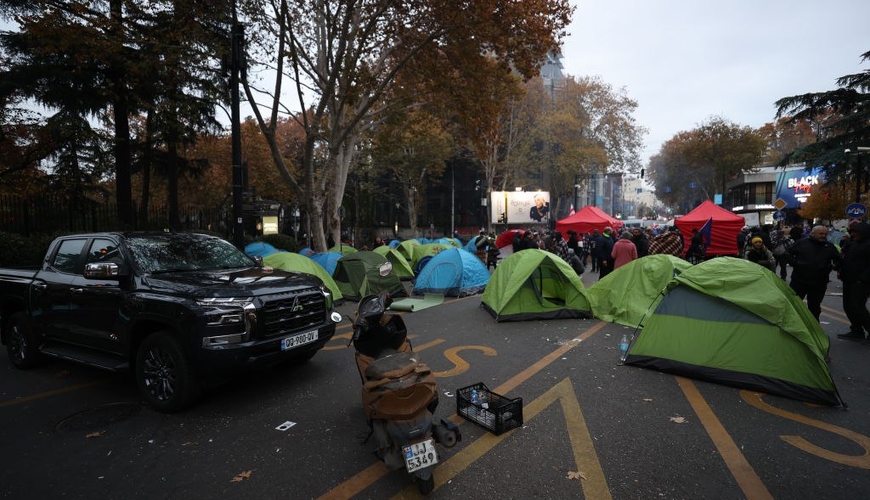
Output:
top-left (110, 0), bottom-right (134, 229)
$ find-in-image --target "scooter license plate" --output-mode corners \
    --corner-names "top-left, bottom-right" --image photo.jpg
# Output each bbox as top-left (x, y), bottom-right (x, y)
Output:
top-left (403, 439), bottom-right (438, 473)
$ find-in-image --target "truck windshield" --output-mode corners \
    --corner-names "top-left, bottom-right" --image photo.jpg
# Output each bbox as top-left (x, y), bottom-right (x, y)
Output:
top-left (126, 234), bottom-right (255, 274)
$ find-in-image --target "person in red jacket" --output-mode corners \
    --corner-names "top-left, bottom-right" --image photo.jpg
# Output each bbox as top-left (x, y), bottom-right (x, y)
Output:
top-left (611, 231), bottom-right (638, 270)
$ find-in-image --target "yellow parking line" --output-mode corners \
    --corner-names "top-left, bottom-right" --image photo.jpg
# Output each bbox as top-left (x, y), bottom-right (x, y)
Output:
top-left (676, 377), bottom-right (774, 500)
top-left (316, 321), bottom-right (607, 499)
top-left (0, 379), bottom-right (109, 408)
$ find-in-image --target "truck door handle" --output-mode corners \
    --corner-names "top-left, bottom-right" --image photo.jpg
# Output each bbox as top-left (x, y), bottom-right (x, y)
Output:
top-left (32, 283), bottom-right (47, 292)
top-left (70, 288), bottom-right (83, 295)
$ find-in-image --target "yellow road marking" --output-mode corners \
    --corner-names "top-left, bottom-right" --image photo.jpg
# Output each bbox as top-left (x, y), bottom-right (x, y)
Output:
top-left (0, 379), bottom-right (109, 408)
top-left (741, 390), bottom-right (870, 469)
top-left (316, 321), bottom-right (608, 499)
top-left (676, 377), bottom-right (774, 500)
top-left (432, 346), bottom-right (498, 377)
top-left (390, 377), bottom-right (611, 500)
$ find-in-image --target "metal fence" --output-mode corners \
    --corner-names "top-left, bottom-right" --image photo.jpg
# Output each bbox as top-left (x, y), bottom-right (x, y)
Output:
top-left (0, 194), bottom-right (231, 237)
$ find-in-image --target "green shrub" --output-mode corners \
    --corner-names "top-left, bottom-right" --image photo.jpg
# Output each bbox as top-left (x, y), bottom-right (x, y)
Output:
top-left (0, 232), bottom-right (57, 268)
top-left (260, 233), bottom-right (298, 253)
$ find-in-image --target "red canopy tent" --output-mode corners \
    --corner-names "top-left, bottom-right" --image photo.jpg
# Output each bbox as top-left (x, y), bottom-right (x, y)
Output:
top-left (674, 200), bottom-right (746, 257)
top-left (556, 206), bottom-right (623, 235)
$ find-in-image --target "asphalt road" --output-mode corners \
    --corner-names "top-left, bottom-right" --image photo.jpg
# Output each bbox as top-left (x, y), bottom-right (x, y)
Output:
top-left (0, 270), bottom-right (868, 500)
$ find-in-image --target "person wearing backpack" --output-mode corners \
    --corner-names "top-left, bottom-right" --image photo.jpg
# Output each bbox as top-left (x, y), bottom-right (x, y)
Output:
top-left (770, 229), bottom-right (793, 280)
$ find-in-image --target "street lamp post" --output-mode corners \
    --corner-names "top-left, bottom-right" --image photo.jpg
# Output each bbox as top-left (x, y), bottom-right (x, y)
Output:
top-left (230, 4), bottom-right (246, 249)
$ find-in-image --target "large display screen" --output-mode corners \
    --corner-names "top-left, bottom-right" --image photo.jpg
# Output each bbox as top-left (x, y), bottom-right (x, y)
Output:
top-left (774, 167), bottom-right (825, 208)
top-left (490, 191), bottom-right (551, 224)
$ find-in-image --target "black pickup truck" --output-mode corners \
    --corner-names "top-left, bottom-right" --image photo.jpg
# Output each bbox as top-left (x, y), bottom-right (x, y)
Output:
top-left (0, 232), bottom-right (338, 412)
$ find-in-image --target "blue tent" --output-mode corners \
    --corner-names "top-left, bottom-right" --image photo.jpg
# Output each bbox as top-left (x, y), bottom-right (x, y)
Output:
top-left (299, 247), bottom-right (315, 256)
top-left (245, 242), bottom-right (280, 258)
top-left (413, 248), bottom-right (490, 297)
top-left (309, 251), bottom-right (344, 276)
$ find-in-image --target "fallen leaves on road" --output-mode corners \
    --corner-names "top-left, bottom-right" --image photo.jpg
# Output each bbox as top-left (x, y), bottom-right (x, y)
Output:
top-left (231, 470), bottom-right (254, 482)
top-left (669, 416), bottom-right (687, 424)
top-left (85, 430), bottom-right (105, 438)
top-left (566, 471), bottom-right (587, 481)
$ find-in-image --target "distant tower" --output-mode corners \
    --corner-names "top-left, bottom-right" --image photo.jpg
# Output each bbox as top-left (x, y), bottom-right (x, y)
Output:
top-left (540, 52), bottom-right (566, 98)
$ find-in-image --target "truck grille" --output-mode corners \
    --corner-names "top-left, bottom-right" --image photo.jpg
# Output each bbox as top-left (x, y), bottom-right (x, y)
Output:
top-left (260, 289), bottom-right (327, 338)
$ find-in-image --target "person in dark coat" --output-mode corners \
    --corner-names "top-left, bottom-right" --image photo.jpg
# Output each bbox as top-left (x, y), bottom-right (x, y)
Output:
top-left (593, 227), bottom-right (615, 279)
top-left (630, 227), bottom-right (650, 258)
top-left (837, 222), bottom-right (870, 340)
top-left (786, 225), bottom-right (841, 321)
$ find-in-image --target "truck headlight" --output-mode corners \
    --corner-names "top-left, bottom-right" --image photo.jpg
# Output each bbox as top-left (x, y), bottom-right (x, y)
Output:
top-left (320, 286), bottom-right (334, 310)
top-left (197, 298), bottom-right (256, 346)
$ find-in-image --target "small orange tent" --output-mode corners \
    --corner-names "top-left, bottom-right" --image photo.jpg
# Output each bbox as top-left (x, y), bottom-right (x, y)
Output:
top-left (556, 206), bottom-right (624, 235)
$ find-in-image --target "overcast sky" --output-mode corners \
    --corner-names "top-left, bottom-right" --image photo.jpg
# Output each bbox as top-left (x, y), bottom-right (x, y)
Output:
top-left (561, 0), bottom-right (870, 165)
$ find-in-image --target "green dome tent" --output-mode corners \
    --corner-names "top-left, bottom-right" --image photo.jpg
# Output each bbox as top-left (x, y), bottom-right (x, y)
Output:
top-left (624, 257), bottom-right (844, 406)
top-left (332, 251), bottom-right (407, 301)
top-left (328, 244), bottom-right (358, 255)
top-left (372, 245), bottom-right (415, 281)
top-left (481, 249), bottom-right (592, 322)
top-left (263, 252), bottom-right (343, 301)
top-left (396, 239), bottom-right (421, 262)
top-left (586, 254), bottom-right (692, 327)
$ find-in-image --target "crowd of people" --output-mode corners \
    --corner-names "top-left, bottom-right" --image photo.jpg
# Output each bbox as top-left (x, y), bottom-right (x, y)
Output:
top-left (462, 219), bottom-right (870, 343)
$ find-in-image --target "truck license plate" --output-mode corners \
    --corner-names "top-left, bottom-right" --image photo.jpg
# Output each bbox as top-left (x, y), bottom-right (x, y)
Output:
top-left (281, 330), bottom-right (318, 350)
top-left (403, 439), bottom-right (438, 473)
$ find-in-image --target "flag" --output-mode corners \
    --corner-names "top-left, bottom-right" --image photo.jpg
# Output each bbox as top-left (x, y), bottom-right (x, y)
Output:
top-left (699, 217), bottom-right (713, 251)
top-left (569, 204), bottom-right (575, 216)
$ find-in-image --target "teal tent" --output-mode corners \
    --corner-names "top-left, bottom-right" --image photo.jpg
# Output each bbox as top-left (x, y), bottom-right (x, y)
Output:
top-left (586, 254), bottom-right (692, 327)
top-left (263, 252), bottom-right (343, 301)
top-left (624, 257), bottom-right (844, 406)
top-left (481, 249), bottom-right (591, 322)
top-left (309, 252), bottom-right (343, 276)
top-left (411, 243), bottom-right (454, 274)
top-left (412, 248), bottom-right (490, 297)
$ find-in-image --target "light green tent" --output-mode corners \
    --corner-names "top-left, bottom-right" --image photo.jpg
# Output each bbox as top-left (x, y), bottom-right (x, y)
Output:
top-left (332, 251), bottom-right (407, 301)
top-left (586, 255), bottom-right (692, 327)
top-left (263, 252), bottom-right (343, 301)
top-left (372, 245), bottom-right (415, 280)
top-left (625, 257), bottom-right (843, 406)
top-left (328, 244), bottom-right (358, 255)
top-left (481, 249), bottom-right (592, 322)
top-left (396, 239), bottom-right (421, 262)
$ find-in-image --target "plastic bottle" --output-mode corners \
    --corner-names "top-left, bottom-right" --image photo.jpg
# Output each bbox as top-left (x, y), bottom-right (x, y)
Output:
top-left (619, 333), bottom-right (630, 361)
top-left (467, 389), bottom-right (480, 419)
top-left (470, 389), bottom-right (480, 405)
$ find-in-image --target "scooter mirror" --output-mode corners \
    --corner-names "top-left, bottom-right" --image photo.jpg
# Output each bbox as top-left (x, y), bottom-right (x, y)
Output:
top-left (378, 261), bottom-right (393, 276)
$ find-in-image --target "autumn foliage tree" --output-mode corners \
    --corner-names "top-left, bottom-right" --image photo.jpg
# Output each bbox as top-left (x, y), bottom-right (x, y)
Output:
top-left (648, 117), bottom-right (767, 212)
top-left (239, 0), bottom-right (573, 251)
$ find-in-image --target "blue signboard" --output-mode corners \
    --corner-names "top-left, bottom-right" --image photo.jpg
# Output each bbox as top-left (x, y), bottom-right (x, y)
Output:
top-left (846, 203), bottom-right (867, 218)
top-left (772, 210), bottom-right (785, 221)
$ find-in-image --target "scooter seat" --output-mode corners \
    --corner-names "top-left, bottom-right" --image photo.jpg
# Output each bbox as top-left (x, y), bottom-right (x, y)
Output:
top-left (364, 351), bottom-right (421, 381)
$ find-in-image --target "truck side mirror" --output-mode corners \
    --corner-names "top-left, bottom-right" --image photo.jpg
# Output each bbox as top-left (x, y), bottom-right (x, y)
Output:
top-left (84, 262), bottom-right (125, 279)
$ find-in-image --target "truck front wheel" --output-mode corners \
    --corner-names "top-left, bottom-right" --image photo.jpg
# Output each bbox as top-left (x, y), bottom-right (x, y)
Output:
top-left (6, 312), bottom-right (43, 369)
top-left (135, 332), bottom-right (201, 412)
